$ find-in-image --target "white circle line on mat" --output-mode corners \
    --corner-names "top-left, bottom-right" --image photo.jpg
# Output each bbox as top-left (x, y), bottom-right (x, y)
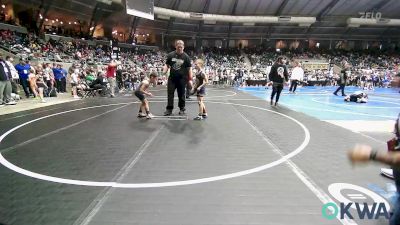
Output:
top-left (0, 101), bottom-right (310, 188)
top-left (311, 97), bottom-right (400, 108)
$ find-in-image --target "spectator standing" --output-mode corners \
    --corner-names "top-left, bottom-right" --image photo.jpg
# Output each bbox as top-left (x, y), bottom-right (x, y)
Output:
top-left (0, 53), bottom-right (15, 106)
top-left (106, 60), bottom-right (118, 97)
top-left (289, 61), bottom-right (304, 94)
top-left (70, 69), bottom-right (80, 99)
top-left (15, 59), bottom-right (31, 98)
top-left (53, 64), bottom-right (66, 93)
top-left (5, 56), bottom-right (19, 94)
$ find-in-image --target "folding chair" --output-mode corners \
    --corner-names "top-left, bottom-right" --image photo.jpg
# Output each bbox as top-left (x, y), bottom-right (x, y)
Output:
top-left (80, 81), bottom-right (96, 98)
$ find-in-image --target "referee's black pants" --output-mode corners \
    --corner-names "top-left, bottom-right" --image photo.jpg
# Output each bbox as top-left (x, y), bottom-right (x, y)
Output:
top-left (166, 77), bottom-right (186, 111)
top-left (271, 83), bottom-right (284, 103)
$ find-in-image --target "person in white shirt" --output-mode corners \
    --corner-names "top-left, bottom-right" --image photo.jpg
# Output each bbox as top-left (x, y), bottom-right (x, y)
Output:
top-left (5, 56), bottom-right (19, 94)
top-left (70, 69), bottom-right (80, 99)
top-left (213, 73), bottom-right (219, 85)
top-left (43, 63), bottom-right (54, 89)
top-left (289, 61), bottom-right (304, 94)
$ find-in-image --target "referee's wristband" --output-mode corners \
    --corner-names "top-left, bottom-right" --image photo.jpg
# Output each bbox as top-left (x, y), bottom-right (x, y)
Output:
top-left (369, 150), bottom-right (378, 161)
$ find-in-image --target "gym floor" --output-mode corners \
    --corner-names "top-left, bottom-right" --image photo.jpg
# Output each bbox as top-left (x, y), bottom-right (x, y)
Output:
top-left (0, 86), bottom-right (395, 225)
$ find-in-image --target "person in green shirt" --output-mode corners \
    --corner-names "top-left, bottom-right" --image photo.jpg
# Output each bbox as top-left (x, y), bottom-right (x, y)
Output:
top-left (85, 71), bottom-right (96, 82)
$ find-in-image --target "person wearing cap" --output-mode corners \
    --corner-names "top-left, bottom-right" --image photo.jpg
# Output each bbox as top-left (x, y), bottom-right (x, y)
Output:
top-left (15, 59), bottom-right (32, 98)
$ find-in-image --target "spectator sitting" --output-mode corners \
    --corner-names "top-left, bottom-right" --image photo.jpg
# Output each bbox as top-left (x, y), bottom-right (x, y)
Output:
top-left (89, 73), bottom-right (107, 96)
top-left (85, 70), bottom-right (96, 83)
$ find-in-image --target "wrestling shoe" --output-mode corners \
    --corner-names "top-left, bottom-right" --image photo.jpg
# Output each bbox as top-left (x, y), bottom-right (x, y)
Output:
top-left (194, 115), bottom-right (203, 120)
top-left (164, 110), bottom-right (172, 116)
top-left (6, 101), bottom-right (16, 105)
top-left (381, 168), bottom-right (394, 179)
top-left (137, 113), bottom-right (146, 118)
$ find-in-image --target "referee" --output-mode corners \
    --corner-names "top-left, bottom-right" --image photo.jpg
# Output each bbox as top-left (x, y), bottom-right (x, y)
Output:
top-left (163, 40), bottom-right (192, 116)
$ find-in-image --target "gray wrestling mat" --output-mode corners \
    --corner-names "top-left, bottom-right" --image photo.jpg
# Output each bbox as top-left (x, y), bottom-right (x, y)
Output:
top-left (0, 87), bottom-right (392, 225)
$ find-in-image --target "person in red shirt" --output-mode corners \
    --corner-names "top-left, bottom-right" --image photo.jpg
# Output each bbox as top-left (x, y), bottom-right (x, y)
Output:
top-left (106, 60), bottom-right (118, 97)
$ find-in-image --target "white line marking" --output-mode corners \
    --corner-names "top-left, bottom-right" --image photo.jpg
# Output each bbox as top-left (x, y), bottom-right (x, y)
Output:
top-left (0, 107), bottom-right (63, 121)
top-left (152, 99), bottom-right (389, 146)
top-left (152, 90), bottom-right (237, 99)
top-left (349, 197), bottom-right (367, 200)
top-left (235, 94), bottom-right (395, 119)
top-left (225, 99), bottom-right (266, 101)
top-left (238, 89), bottom-right (329, 95)
top-left (0, 101), bottom-right (310, 188)
top-left (371, 95), bottom-right (400, 101)
top-left (151, 115), bottom-right (188, 118)
top-left (279, 102), bottom-right (396, 119)
top-left (0, 104), bottom-right (131, 154)
top-left (356, 132), bottom-right (387, 144)
top-left (242, 93), bottom-right (390, 145)
top-left (233, 107), bottom-right (356, 225)
top-left (0, 99), bottom-right (86, 117)
top-left (240, 89), bottom-right (397, 119)
top-left (150, 115), bottom-right (189, 120)
top-left (311, 97), bottom-right (400, 108)
top-left (329, 183), bottom-right (391, 211)
top-left (0, 101), bottom-right (87, 121)
top-left (75, 126), bottom-right (164, 225)
top-left (348, 194), bottom-right (364, 197)
top-left (148, 87), bottom-right (224, 92)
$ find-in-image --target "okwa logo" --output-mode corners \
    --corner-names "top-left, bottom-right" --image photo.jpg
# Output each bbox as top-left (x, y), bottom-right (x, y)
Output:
top-left (322, 183), bottom-right (391, 220)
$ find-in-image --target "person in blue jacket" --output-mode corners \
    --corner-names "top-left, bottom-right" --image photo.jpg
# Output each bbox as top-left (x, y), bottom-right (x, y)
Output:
top-left (53, 64), bottom-right (66, 93)
top-left (15, 59), bottom-right (32, 98)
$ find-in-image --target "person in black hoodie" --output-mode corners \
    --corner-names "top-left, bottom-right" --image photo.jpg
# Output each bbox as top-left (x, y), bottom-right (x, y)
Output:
top-left (0, 53), bottom-right (15, 106)
top-left (268, 56), bottom-right (289, 106)
top-left (333, 62), bottom-right (350, 96)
